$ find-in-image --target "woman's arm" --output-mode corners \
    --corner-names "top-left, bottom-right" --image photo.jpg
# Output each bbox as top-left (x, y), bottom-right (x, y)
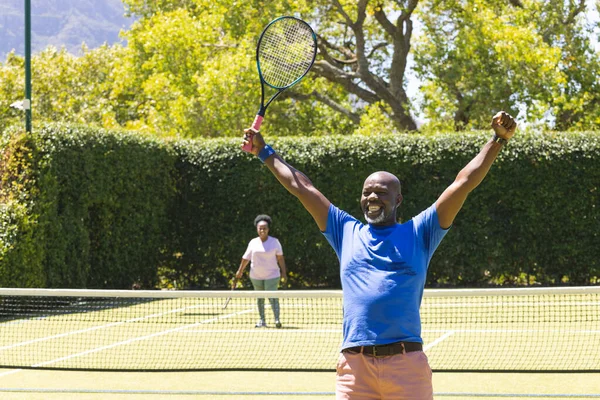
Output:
top-left (235, 258), bottom-right (250, 280)
top-left (276, 254), bottom-right (287, 284)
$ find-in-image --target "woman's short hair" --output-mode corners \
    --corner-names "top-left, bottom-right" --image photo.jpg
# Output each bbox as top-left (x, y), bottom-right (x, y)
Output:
top-left (254, 214), bottom-right (272, 227)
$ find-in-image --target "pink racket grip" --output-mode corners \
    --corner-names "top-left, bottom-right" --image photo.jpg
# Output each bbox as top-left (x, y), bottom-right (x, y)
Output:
top-left (242, 115), bottom-right (264, 153)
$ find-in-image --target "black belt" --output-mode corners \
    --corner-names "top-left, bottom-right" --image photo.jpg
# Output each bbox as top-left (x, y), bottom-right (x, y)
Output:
top-left (342, 341), bottom-right (422, 357)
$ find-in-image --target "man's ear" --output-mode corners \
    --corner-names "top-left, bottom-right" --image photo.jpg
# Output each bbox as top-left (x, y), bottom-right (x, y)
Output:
top-left (397, 193), bottom-right (403, 206)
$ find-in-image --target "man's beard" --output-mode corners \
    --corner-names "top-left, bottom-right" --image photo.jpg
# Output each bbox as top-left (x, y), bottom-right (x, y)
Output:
top-left (364, 207), bottom-right (393, 225)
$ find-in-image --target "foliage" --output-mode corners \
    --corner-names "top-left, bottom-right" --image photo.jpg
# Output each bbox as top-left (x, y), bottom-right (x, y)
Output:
top-left (0, 124), bottom-right (176, 288)
top-left (1, 0), bottom-right (599, 135)
top-left (528, 0), bottom-right (600, 131)
top-left (0, 52), bottom-right (25, 129)
top-left (1, 125), bottom-right (598, 288)
top-left (0, 131), bottom-right (45, 287)
top-left (0, 45), bottom-right (128, 131)
top-left (118, 0), bottom-right (357, 137)
top-left (414, 0), bottom-right (600, 131)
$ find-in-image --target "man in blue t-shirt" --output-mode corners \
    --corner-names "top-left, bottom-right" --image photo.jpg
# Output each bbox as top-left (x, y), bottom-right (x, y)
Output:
top-left (242, 111), bottom-right (517, 399)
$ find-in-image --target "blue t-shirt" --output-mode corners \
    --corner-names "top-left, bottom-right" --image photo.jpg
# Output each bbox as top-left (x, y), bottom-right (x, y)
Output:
top-left (322, 203), bottom-right (449, 349)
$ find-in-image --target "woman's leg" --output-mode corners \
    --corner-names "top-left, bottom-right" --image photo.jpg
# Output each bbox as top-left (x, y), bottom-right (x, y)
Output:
top-left (263, 277), bottom-right (281, 322)
top-left (250, 278), bottom-right (266, 325)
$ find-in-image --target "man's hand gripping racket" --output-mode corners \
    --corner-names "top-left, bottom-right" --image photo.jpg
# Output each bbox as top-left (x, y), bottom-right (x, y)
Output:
top-left (242, 16), bottom-right (317, 152)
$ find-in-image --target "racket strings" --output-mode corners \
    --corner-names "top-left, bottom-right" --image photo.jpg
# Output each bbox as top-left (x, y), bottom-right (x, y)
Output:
top-left (259, 18), bottom-right (316, 88)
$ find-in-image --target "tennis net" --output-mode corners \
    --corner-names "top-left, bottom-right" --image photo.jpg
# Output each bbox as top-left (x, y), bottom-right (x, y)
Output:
top-left (0, 287), bottom-right (598, 372)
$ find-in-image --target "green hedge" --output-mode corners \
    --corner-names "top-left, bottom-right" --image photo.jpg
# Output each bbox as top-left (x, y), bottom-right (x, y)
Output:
top-left (0, 125), bottom-right (175, 288)
top-left (1, 125), bottom-right (598, 288)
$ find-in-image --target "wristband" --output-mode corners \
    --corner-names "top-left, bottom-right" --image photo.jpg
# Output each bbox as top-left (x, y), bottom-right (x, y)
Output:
top-left (492, 134), bottom-right (508, 145)
top-left (258, 144), bottom-right (276, 162)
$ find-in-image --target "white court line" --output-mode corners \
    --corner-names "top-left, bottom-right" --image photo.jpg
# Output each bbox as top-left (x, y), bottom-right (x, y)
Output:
top-left (0, 301), bottom-right (252, 352)
top-left (0, 303), bottom-right (255, 376)
top-left (423, 331), bottom-right (455, 352)
top-left (178, 329), bottom-right (340, 333)
top-left (423, 301), bottom-right (600, 307)
top-left (0, 369), bottom-right (22, 378)
top-left (422, 328), bottom-right (600, 334)
top-left (30, 308), bottom-right (255, 368)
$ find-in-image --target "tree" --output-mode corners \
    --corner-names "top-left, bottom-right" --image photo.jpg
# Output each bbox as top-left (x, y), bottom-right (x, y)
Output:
top-left (302, 0), bottom-right (420, 131)
top-left (527, 0), bottom-right (600, 130)
top-left (414, 0), bottom-right (600, 131)
top-left (114, 0), bottom-right (355, 137)
top-left (0, 52), bottom-right (24, 130)
top-left (2, 0), bottom-right (598, 135)
top-left (120, 0), bottom-right (423, 133)
top-left (0, 45), bottom-right (126, 132)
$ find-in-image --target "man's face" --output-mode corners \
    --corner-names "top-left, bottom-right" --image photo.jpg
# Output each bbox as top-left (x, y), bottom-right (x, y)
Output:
top-left (256, 221), bottom-right (269, 240)
top-left (360, 172), bottom-right (402, 226)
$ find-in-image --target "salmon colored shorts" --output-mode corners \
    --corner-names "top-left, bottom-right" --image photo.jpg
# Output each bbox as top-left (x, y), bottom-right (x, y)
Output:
top-left (336, 350), bottom-right (433, 400)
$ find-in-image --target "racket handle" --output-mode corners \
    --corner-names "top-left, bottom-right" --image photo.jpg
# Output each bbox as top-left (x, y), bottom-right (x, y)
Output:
top-left (242, 115), bottom-right (264, 153)
top-left (251, 115), bottom-right (264, 131)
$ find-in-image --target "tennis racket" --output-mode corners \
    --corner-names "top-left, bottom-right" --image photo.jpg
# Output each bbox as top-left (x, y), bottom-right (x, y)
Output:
top-left (223, 277), bottom-right (238, 310)
top-left (242, 16), bottom-right (317, 152)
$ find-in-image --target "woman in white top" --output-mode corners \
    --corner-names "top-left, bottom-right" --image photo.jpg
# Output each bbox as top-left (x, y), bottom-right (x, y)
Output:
top-left (236, 215), bottom-right (287, 328)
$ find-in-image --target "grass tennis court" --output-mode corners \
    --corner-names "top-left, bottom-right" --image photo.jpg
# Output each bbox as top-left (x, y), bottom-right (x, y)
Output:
top-left (0, 293), bottom-right (343, 371)
top-left (0, 287), bottom-right (599, 373)
top-left (1, 369), bottom-right (600, 399)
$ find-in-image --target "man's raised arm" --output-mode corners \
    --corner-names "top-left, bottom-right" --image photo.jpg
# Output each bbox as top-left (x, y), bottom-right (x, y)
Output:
top-left (243, 129), bottom-right (330, 231)
top-left (435, 111), bottom-right (517, 229)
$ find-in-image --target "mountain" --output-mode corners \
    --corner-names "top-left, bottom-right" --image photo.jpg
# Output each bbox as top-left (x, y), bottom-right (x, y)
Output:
top-left (0, 0), bottom-right (134, 60)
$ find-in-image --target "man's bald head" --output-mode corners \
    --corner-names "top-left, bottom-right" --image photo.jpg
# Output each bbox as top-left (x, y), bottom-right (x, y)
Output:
top-left (364, 171), bottom-right (401, 195)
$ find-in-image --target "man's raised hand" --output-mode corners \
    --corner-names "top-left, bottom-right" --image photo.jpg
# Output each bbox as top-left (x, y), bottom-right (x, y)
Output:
top-left (491, 111), bottom-right (517, 140)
